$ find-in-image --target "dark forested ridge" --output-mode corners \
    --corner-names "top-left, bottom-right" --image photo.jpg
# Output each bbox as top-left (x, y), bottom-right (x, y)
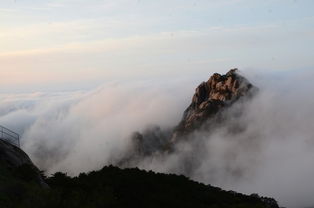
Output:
top-left (0, 162), bottom-right (278, 208)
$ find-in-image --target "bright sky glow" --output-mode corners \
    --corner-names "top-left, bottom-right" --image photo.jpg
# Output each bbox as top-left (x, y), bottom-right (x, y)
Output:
top-left (1, 0), bottom-right (314, 91)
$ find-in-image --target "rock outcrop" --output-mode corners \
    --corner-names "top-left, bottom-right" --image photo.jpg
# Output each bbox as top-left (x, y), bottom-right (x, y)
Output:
top-left (0, 139), bottom-right (32, 167)
top-left (0, 139), bottom-right (47, 187)
top-left (171, 68), bottom-right (256, 142)
top-left (130, 69), bottom-right (257, 154)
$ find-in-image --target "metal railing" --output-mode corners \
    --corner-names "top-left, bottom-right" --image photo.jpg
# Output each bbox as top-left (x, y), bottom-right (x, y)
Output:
top-left (0, 125), bottom-right (20, 147)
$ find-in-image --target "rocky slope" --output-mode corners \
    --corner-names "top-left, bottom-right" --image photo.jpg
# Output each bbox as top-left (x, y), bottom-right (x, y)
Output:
top-left (0, 139), bottom-right (47, 187)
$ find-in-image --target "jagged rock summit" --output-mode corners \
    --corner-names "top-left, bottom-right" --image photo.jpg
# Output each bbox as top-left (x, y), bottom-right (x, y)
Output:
top-left (172, 68), bottom-right (255, 140)
top-left (130, 69), bottom-right (257, 155)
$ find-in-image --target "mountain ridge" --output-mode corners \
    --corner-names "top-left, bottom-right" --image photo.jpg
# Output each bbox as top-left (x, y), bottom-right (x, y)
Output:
top-left (0, 142), bottom-right (279, 208)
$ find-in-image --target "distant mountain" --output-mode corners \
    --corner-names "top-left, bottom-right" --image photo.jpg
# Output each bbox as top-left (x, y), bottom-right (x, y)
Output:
top-left (171, 68), bottom-right (256, 141)
top-left (131, 69), bottom-right (257, 155)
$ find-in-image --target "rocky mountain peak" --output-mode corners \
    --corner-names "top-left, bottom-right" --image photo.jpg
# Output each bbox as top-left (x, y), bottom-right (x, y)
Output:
top-left (129, 69), bottom-right (257, 156)
top-left (171, 69), bottom-right (256, 141)
top-left (193, 68), bottom-right (252, 105)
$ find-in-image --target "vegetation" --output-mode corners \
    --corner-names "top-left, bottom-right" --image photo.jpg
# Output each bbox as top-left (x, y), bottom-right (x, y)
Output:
top-left (0, 164), bottom-right (278, 208)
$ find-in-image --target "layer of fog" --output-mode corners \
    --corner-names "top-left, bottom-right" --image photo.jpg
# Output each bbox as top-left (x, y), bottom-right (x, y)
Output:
top-left (0, 78), bottom-right (196, 174)
top-left (0, 70), bottom-right (314, 208)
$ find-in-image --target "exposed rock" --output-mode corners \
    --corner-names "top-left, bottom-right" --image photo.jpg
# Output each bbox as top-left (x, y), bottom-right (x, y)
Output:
top-left (128, 69), bottom-right (257, 155)
top-left (0, 139), bottom-right (48, 187)
top-left (0, 139), bottom-right (32, 167)
top-left (171, 68), bottom-right (256, 142)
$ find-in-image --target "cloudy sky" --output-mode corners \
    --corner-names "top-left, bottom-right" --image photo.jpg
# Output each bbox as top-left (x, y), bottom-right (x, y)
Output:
top-left (1, 0), bottom-right (314, 92)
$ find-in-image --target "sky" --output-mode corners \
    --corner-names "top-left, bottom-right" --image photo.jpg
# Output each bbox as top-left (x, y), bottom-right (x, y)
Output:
top-left (0, 0), bottom-right (314, 92)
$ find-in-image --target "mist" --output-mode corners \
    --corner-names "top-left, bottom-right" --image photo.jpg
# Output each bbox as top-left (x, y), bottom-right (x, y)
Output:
top-left (0, 78), bottom-right (197, 173)
top-left (0, 70), bottom-right (314, 208)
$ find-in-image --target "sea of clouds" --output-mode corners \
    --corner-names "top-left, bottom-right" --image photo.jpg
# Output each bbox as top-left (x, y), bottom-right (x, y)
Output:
top-left (0, 70), bottom-right (314, 208)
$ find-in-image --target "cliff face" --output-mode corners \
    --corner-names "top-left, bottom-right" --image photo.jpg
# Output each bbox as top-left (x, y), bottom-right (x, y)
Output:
top-left (171, 69), bottom-right (256, 142)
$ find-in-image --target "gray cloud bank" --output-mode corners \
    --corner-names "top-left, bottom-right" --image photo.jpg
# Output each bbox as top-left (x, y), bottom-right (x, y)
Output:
top-left (0, 70), bottom-right (314, 208)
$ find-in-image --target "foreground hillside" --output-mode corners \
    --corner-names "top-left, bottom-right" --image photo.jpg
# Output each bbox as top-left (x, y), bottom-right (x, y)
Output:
top-left (46, 166), bottom-right (279, 208)
top-left (0, 162), bottom-right (278, 208)
top-left (0, 139), bottom-right (278, 208)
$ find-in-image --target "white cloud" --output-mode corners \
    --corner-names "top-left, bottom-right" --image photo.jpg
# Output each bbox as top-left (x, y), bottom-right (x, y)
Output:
top-left (0, 78), bottom-right (194, 173)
